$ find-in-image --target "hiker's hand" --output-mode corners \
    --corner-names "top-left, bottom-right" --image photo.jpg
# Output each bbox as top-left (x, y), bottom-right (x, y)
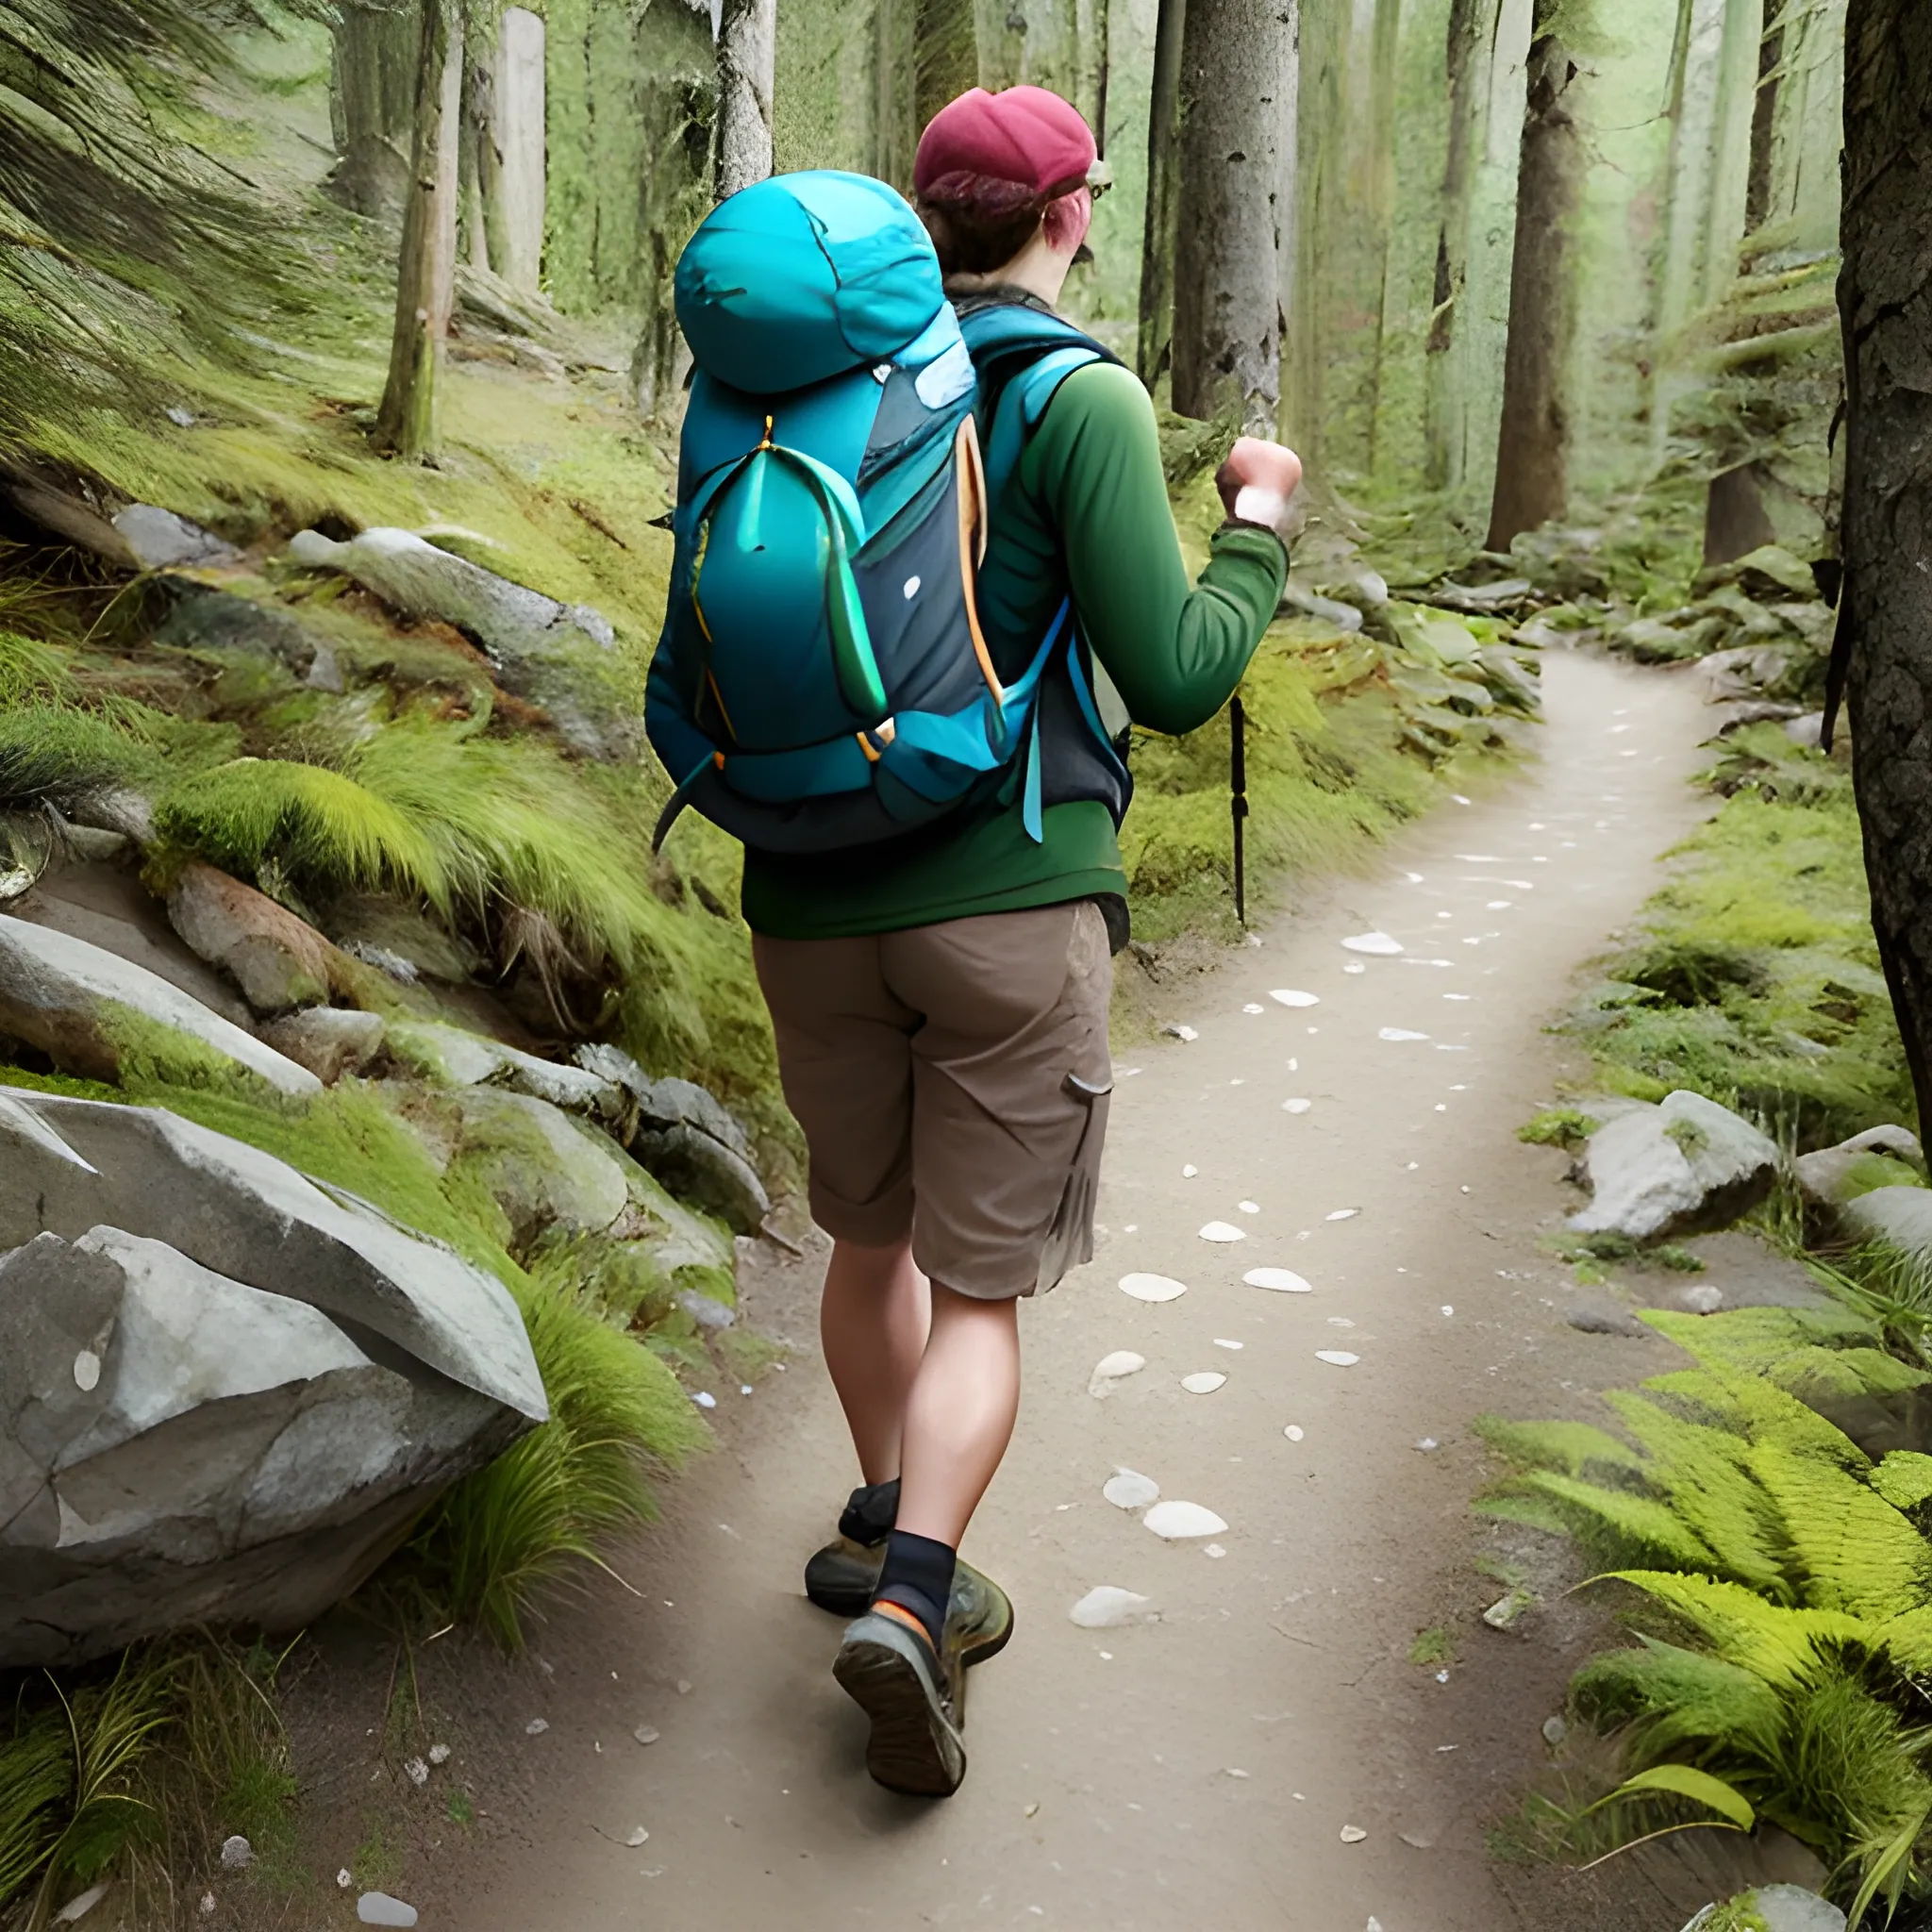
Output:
top-left (1216, 438), bottom-right (1303, 537)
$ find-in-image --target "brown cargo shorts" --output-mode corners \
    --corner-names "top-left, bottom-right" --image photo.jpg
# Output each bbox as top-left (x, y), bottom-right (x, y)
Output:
top-left (752, 900), bottom-right (1113, 1300)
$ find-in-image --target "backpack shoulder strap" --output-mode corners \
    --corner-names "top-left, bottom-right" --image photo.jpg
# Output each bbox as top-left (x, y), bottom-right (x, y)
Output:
top-left (957, 302), bottom-right (1122, 501)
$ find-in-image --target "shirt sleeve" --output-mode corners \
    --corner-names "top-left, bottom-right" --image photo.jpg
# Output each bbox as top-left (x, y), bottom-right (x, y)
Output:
top-left (1021, 359), bottom-right (1289, 737)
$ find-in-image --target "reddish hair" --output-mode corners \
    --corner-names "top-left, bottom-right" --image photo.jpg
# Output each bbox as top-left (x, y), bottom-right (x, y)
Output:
top-left (918, 183), bottom-right (1092, 277)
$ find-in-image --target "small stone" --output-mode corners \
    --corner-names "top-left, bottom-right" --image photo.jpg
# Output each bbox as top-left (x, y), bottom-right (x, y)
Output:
top-left (1238, 1200), bottom-right (1260, 1214)
top-left (1484, 1590), bottom-right (1534, 1630)
top-left (73, 1350), bottom-right (100, 1392)
top-left (1024, 1800), bottom-right (1041, 1818)
top-left (1679, 1283), bottom-right (1724, 1315)
top-left (1103, 1469), bottom-right (1160, 1509)
top-left (426, 1742), bottom-right (451, 1765)
top-left (220, 1836), bottom-right (253, 1868)
top-left (525, 1718), bottom-right (548, 1736)
top-left (1213, 1338), bottom-right (1243, 1350)
top-left (1340, 1824), bottom-right (1368, 1842)
top-left (338, 1871), bottom-right (353, 1890)
top-left (633, 1724), bottom-right (660, 1746)
top-left (1284, 1424), bottom-right (1305, 1441)
top-left (625, 1826), bottom-right (650, 1847)
top-left (1245, 1267), bottom-right (1312, 1293)
top-left (1161, 1024), bottom-right (1199, 1041)
top-left (357, 1895), bottom-right (419, 1928)
top-left (1379, 1027), bottom-right (1431, 1042)
top-left (1541, 1714), bottom-right (1568, 1746)
top-left (1343, 960), bottom-right (1367, 974)
top-left (199, 1897), bottom-right (215, 1917)
top-left (1119, 1272), bottom-right (1188, 1303)
top-left (1180, 1372), bottom-right (1227, 1394)
top-left (691, 1391), bottom-right (717, 1408)
top-left (1069, 1585), bottom-right (1155, 1628)
top-left (1204, 1543), bottom-right (1227, 1558)
top-left (1143, 1500), bottom-right (1227, 1540)
top-left (1325, 1208), bottom-right (1360, 1221)
top-left (1197, 1221), bottom-right (1246, 1242)
top-left (1269, 989), bottom-right (1320, 1008)
top-left (1182, 1162), bottom-right (1199, 1177)
top-left (1414, 1437), bottom-right (1439, 1452)
top-left (1243, 1003), bottom-right (1265, 1014)
top-left (1089, 1349), bottom-right (1148, 1394)
top-left (403, 1757), bottom-right (428, 1787)
top-left (1342, 933), bottom-right (1403, 956)
top-left (677, 1680), bottom-right (692, 1695)
top-left (1282, 1098), bottom-right (1312, 1113)
top-left (1316, 1351), bottom-right (1359, 1367)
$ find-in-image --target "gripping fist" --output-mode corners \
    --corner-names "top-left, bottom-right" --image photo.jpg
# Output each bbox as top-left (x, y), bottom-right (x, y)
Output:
top-left (1215, 437), bottom-right (1304, 539)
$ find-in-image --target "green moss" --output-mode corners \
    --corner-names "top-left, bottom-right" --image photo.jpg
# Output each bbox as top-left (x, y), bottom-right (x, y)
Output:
top-left (1520, 1108), bottom-right (1602, 1150)
top-left (1408, 1626), bottom-right (1454, 1667)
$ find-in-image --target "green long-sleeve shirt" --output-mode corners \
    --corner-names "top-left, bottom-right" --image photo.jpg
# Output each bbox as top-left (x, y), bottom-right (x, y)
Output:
top-left (739, 355), bottom-right (1288, 940)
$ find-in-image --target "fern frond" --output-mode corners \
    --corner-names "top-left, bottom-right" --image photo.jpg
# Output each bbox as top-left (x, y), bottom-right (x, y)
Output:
top-left (1573, 1635), bottom-right (1785, 1763)
top-left (1641, 1304), bottom-right (1885, 1377)
top-left (1872, 1453), bottom-right (1932, 1516)
top-left (1603, 1572), bottom-right (1874, 1689)
top-left (1644, 1364), bottom-right (1871, 1471)
top-left (1524, 1472), bottom-right (1718, 1573)
top-left (1605, 1391), bottom-right (1790, 1599)
top-left (1748, 1444), bottom-right (1932, 1622)
top-left (1475, 1415), bottom-right (1642, 1476)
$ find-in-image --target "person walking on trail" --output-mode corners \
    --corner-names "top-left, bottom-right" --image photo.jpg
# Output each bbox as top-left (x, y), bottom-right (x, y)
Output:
top-left (646, 85), bottom-right (1300, 1799)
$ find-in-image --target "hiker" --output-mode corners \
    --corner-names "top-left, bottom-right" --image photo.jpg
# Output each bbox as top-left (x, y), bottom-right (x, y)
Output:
top-left (647, 85), bottom-right (1299, 1799)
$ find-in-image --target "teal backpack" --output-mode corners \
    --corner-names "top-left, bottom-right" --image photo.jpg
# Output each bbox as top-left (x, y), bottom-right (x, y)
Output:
top-left (645, 169), bottom-right (1129, 855)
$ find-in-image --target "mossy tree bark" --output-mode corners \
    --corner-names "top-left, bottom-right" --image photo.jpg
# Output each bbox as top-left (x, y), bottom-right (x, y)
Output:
top-left (716, 0), bottom-right (777, 199)
top-left (874, 0), bottom-right (979, 193)
top-left (1135, 0), bottom-right (1185, 387)
top-left (1170, 0), bottom-right (1296, 432)
top-left (327, 0), bottom-right (423, 219)
top-left (472, 6), bottom-right (546, 289)
top-left (1485, 0), bottom-right (1584, 552)
top-left (375, 0), bottom-right (462, 461)
top-left (1424, 0), bottom-right (1500, 492)
top-left (1839, 0), bottom-right (1932, 1128)
top-left (1744, 0), bottom-right (1786, 238)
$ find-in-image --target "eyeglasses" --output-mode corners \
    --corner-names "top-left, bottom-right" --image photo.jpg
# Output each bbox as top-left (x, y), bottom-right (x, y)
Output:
top-left (1085, 159), bottom-right (1114, 200)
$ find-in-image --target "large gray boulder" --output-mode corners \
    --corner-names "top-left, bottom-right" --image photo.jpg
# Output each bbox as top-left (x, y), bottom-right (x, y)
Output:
top-left (1793, 1125), bottom-right (1924, 1209)
top-left (575, 1043), bottom-right (770, 1235)
top-left (0, 1093), bottom-right (545, 1667)
top-left (286, 527), bottom-right (629, 758)
top-left (1570, 1091), bottom-right (1782, 1242)
top-left (0, 912), bottom-right (320, 1096)
top-left (1841, 1185), bottom-right (1932, 1266)
top-left (0, 1088), bottom-right (544, 1419)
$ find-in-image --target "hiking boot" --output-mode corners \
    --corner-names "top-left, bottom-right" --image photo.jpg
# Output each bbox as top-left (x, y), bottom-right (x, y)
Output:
top-left (833, 1606), bottom-right (968, 1798)
top-left (805, 1540), bottom-right (1015, 1666)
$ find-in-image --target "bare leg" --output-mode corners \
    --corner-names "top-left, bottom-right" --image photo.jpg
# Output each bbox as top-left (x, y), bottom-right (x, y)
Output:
top-left (893, 1285), bottom-right (1021, 1549)
top-left (821, 1237), bottom-right (930, 1487)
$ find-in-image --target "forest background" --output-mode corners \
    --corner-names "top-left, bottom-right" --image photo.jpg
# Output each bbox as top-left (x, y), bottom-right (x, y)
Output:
top-left (7, 0), bottom-right (1932, 1924)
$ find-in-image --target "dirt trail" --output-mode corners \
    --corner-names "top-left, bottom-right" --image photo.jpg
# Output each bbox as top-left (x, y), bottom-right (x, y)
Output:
top-left (431, 649), bottom-right (1721, 1931)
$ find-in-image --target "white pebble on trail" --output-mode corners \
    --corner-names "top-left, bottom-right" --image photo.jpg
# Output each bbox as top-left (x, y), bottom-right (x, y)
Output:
top-left (1282, 1097), bottom-right (1312, 1113)
top-left (1379, 1027), bottom-right (1431, 1041)
top-left (1269, 988), bottom-right (1320, 1007)
top-left (1069, 1586), bottom-right (1156, 1629)
top-left (1143, 1500), bottom-right (1228, 1540)
top-left (1180, 1372), bottom-right (1227, 1394)
top-left (1119, 1273), bottom-right (1189, 1302)
top-left (1197, 1221), bottom-right (1246, 1242)
top-left (1342, 932), bottom-right (1404, 956)
top-left (1103, 1469), bottom-right (1160, 1509)
top-left (1326, 1208), bottom-right (1360, 1221)
top-left (1316, 1351), bottom-right (1360, 1367)
top-left (1244, 1267), bottom-right (1312, 1292)
top-left (1089, 1350), bottom-right (1148, 1394)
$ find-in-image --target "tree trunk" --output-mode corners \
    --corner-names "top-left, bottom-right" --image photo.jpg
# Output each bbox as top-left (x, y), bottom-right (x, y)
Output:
top-left (476, 6), bottom-right (546, 289)
top-left (1360, 0), bottom-right (1403, 472)
top-left (375, 0), bottom-right (462, 461)
top-left (1840, 0), bottom-right (1932, 1130)
top-left (1485, 1), bottom-right (1584, 553)
top-left (1170, 0), bottom-right (1296, 431)
top-left (1745, 0), bottom-right (1786, 237)
top-left (327, 0), bottom-right (422, 219)
top-left (1702, 0), bottom-right (1764, 309)
top-left (1424, 0), bottom-right (1499, 492)
top-left (1135, 0), bottom-right (1186, 387)
top-left (716, 0), bottom-right (777, 200)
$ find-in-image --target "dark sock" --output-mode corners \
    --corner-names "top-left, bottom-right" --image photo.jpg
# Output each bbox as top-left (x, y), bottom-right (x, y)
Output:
top-left (839, 1477), bottom-right (901, 1547)
top-left (874, 1529), bottom-right (955, 1654)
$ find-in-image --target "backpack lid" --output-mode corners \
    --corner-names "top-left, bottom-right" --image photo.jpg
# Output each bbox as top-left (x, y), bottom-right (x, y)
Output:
top-left (675, 172), bottom-right (946, 397)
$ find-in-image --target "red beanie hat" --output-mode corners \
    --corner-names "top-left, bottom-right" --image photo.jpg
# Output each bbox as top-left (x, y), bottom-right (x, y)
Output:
top-left (914, 85), bottom-right (1097, 209)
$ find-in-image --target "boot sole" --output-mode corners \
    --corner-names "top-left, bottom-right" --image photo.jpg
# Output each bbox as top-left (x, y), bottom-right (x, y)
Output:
top-left (833, 1618), bottom-right (967, 1798)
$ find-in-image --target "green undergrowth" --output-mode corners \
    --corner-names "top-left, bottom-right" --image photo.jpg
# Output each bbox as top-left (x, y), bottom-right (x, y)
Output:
top-left (1481, 1295), bottom-right (1932, 1919)
top-left (1561, 743), bottom-right (1915, 1150)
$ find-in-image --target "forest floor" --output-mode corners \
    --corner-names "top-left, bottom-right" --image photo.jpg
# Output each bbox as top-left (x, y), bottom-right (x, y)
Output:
top-left (256, 646), bottom-right (1839, 1932)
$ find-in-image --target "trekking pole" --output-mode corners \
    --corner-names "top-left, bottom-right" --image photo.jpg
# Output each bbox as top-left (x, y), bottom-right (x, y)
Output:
top-left (1230, 692), bottom-right (1248, 926)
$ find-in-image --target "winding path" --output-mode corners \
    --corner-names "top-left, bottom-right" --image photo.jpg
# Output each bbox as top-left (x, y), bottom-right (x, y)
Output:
top-left (432, 649), bottom-right (1717, 1931)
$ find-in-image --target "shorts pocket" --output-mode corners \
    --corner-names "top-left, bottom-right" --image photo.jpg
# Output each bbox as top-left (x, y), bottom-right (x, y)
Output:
top-left (1033, 1070), bottom-right (1111, 1295)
